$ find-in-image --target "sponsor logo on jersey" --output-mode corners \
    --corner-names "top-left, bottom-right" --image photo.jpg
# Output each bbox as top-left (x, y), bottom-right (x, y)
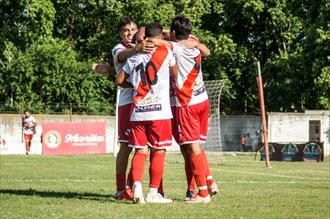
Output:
top-left (136, 104), bottom-right (162, 113)
top-left (193, 85), bottom-right (206, 96)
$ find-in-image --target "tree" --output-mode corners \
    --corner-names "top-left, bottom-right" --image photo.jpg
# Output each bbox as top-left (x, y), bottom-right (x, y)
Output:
top-left (0, 0), bottom-right (55, 52)
top-left (1, 38), bottom-right (116, 114)
top-left (1, 0), bottom-right (328, 114)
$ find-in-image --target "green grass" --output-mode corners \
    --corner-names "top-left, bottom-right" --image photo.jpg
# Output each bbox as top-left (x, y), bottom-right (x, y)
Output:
top-left (0, 153), bottom-right (329, 219)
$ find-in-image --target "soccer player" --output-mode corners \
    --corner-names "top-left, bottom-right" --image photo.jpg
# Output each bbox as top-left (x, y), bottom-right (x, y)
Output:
top-left (22, 110), bottom-right (36, 155)
top-left (171, 15), bottom-right (219, 203)
top-left (149, 16), bottom-right (219, 203)
top-left (101, 17), bottom-right (154, 200)
top-left (116, 22), bottom-right (177, 204)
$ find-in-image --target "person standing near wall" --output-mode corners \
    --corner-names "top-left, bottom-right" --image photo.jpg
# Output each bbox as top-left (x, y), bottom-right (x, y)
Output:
top-left (241, 133), bottom-right (246, 152)
top-left (22, 110), bottom-right (36, 155)
top-left (244, 133), bottom-right (252, 152)
top-left (253, 130), bottom-right (260, 151)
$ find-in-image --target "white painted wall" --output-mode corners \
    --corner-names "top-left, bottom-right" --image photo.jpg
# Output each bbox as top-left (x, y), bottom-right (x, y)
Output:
top-left (1, 111), bottom-right (329, 155)
top-left (268, 111), bottom-right (330, 155)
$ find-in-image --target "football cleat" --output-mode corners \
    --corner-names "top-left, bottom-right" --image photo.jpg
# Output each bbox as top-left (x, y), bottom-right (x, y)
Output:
top-left (208, 182), bottom-right (219, 197)
top-left (184, 190), bottom-right (197, 201)
top-left (116, 188), bottom-right (133, 201)
top-left (133, 182), bottom-right (145, 204)
top-left (186, 194), bottom-right (211, 204)
top-left (145, 192), bottom-right (172, 204)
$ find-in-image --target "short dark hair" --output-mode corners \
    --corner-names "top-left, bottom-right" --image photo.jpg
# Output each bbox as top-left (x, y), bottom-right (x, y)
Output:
top-left (170, 15), bottom-right (192, 40)
top-left (23, 110), bottom-right (29, 114)
top-left (145, 22), bottom-right (163, 38)
top-left (120, 17), bottom-right (136, 30)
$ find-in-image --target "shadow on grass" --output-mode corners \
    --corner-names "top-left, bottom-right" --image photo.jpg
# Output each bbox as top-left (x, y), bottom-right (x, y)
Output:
top-left (0, 188), bottom-right (128, 203)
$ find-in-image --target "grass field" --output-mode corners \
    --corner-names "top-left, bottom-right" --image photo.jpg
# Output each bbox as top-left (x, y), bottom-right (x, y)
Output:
top-left (0, 153), bottom-right (329, 219)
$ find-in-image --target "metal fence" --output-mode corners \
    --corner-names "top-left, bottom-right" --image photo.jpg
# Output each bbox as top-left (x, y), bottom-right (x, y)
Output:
top-left (0, 102), bottom-right (115, 116)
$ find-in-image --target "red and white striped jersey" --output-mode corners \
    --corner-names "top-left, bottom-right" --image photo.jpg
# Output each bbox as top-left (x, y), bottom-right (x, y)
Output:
top-left (112, 43), bottom-right (133, 106)
top-left (123, 46), bottom-right (176, 121)
top-left (22, 115), bottom-right (36, 135)
top-left (169, 34), bottom-right (199, 107)
top-left (170, 42), bottom-right (208, 107)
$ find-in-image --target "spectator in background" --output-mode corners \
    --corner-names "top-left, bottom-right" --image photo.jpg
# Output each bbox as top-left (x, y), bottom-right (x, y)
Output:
top-left (253, 130), bottom-right (260, 151)
top-left (244, 133), bottom-right (253, 152)
top-left (241, 133), bottom-right (246, 152)
top-left (22, 110), bottom-right (37, 155)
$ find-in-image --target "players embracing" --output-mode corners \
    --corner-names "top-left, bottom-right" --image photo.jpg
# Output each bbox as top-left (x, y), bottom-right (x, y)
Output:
top-left (103, 15), bottom-right (218, 204)
top-left (116, 22), bottom-right (177, 204)
top-left (93, 17), bottom-right (157, 201)
top-left (167, 15), bottom-right (218, 203)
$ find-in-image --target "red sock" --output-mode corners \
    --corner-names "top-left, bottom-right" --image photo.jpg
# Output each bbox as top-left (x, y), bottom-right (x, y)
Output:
top-left (131, 152), bottom-right (148, 183)
top-left (202, 150), bottom-right (214, 186)
top-left (191, 153), bottom-right (208, 197)
top-left (25, 142), bottom-right (29, 152)
top-left (126, 168), bottom-right (133, 188)
top-left (184, 159), bottom-right (195, 192)
top-left (116, 173), bottom-right (126, 191)
top-left (149, 152), bottom-right (165, 188)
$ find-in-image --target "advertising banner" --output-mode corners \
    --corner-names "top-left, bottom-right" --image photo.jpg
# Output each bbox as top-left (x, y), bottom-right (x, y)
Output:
top-left (42, 122), bottom-right (106, 155)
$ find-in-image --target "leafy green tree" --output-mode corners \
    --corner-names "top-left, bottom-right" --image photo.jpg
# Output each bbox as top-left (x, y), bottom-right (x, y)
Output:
top-left (1, 38), bottom-right (115, 114)
top-left (1, 0), bottom-right (329, 114)
top-left (0, 0), bottom-right (55, 52)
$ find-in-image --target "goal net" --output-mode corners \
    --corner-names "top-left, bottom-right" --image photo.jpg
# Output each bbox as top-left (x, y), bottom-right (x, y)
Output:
top-left (202, 80), bottom-right (225, 153)
top-left (113, 80), bottom-right (226, 156)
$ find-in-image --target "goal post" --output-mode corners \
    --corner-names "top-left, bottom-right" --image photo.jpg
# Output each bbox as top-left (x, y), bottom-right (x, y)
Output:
top-left (113, 89), bottom-right (120, 157)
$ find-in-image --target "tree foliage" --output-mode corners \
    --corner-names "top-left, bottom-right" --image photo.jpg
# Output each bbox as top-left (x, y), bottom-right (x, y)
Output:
top-left (0, 0), bottom-right (329, 114)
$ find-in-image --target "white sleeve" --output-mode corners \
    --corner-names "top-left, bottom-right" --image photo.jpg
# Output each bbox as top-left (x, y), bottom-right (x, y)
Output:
top-left (112, 46), bottom-right (125, 64)
top-left (122, 58), bottom-right (134, 76)
top-left (168, 49), bottom-right (176, 67)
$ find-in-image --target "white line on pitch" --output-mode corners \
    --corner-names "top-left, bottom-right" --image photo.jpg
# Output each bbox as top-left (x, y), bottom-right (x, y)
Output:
top-left (212, 168), bottom-right (329, 181)
top-left (0, 178), bottom-right (328, 184)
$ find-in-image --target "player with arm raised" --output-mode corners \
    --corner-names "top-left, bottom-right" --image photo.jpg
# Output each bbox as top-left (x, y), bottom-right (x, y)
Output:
top-left (116, 22), bottom-right (177, 204)
top-left (170, 15), bottom-right (217, 203)
top-left (148, 16), bottom-right (218, 202)
top-left (110, 17), bottom-right (154, 200)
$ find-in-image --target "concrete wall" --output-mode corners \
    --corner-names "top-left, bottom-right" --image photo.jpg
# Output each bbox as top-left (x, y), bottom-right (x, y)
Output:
top-left (268, 110), bottom-right (330, 155)
top-left (1, 111), bottom-right (329, 155)
top-left (220, 115), bottom-right (262, 151)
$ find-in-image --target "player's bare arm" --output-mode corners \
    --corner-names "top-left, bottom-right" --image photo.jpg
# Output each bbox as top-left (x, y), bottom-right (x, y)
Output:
top-left (115, 71), bottom-right (132, 88)
top-left (118, 41), bottom-right (154, 63)
top-left (92, 63), bottom-right (115, 75)
top-left (30, 121), bottom-right (36, 128)
top-left (177, 40), bottom-right (211, 56)
top-left (147, 38), bottom-right (171, 48)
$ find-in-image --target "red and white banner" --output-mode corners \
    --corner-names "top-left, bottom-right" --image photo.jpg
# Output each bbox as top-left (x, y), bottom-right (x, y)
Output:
top-left (42, 122), bottom-right (106, 155)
